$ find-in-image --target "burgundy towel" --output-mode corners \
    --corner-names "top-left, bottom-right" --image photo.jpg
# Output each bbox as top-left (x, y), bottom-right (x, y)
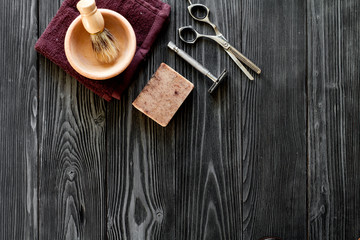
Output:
top-left (35, 0), bottom-right (171, 101)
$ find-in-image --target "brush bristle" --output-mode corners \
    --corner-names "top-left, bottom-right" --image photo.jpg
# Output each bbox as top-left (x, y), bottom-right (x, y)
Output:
top-left (91, 28), bottom-right (120, 64)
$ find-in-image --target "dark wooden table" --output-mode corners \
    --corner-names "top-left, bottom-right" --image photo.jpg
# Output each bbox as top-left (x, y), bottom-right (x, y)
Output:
top-left (1, 0), bottom-right (360, 239)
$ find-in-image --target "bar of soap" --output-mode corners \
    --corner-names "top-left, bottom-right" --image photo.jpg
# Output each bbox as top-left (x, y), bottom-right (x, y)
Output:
top-left (133, 63), bottom-right (194, 127)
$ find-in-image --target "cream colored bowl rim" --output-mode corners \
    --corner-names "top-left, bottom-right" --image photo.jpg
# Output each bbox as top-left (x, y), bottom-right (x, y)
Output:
top-left (64, 9), bottom-right (136, 80)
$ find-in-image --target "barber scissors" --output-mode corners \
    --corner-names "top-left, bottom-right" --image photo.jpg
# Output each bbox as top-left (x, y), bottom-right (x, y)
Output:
top-left (179, 0), bottom-right (261, 80)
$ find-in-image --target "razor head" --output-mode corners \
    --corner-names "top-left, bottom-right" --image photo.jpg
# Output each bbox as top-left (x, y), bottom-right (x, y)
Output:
top-left (208, 69), bottom-right (228, 93)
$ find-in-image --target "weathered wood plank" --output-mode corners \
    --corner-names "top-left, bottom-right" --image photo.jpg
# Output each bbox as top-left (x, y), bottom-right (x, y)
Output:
top-left (106, 7), bottom-right (176, 239)
top-left (342, 2), bottom-right (360, 238)
top-left (0, 0), bottom-right (38, 238)
top-left (37, 1), bottom-right (107, 239)
top-left (106, 92), bottom-right (176, 240)
top-left (308, 0), bottom-right (360, 239)
top-left (28, 0), bottom-right (360, 239)
top-left (241, 0), bottom-right (307, 239)
top-left (172, 0), bottom-right (243, 239)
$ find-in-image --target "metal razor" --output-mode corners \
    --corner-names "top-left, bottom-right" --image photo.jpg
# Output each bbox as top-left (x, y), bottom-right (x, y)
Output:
top-left (167, 41), bottom-right (227, 93)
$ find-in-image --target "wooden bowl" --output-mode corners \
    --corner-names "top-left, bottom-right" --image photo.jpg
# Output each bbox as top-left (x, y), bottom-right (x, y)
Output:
top-left (65, 9), bottom-right (136, 80)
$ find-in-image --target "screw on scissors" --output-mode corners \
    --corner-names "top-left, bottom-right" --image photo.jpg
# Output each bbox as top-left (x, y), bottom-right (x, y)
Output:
top-left (180, 1), bottom-right (261, 80)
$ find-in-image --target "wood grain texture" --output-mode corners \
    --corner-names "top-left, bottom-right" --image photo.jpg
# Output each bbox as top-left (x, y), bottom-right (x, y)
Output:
top-left (308, 0), bottom-right (360, 239)
top-left (342, 1), bottom-right (360, 238)
top-left (106, 7), bottom-right (176, 239)
top-left (0, 0), bottom-right (38, 238)
top-left (173, 0), bottom-right (243, 239)
top-left (37, 1), bottom-right (107, 239)
top-left (38, 63), bottom-right (107, 240)
top-left (241, 0), bottom-right (307, 239)
top-left (2, 0), bottom-right (360, 238)
top-left (106, 45), bottom-right (176, 239)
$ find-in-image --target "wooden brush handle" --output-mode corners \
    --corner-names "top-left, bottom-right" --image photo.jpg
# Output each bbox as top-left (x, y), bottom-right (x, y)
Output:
top-left (76, 0), bottom-right (104, 34)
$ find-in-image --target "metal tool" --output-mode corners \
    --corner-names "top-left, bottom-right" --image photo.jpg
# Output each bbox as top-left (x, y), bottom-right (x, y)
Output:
top-left (168, 41), bottom-right (227, 93)
top-left (179, 0), bottom-right (261, 81)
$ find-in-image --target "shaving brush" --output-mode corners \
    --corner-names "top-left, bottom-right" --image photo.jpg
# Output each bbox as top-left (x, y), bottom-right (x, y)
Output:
top-left (77, 0), bottom-right (120, 64)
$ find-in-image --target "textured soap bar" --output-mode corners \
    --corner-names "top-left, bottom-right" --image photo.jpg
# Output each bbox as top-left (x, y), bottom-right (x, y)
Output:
top-left (133, 63), bottom-right (194, 127)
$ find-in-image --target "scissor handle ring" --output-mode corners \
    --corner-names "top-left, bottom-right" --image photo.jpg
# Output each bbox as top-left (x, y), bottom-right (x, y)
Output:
top-left (187, 3), bottom-right (210, 21)
top-left (178, 26), bottom-right (199, 44)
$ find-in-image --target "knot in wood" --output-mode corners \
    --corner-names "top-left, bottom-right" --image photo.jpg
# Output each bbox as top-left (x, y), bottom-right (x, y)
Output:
top-left (67, 168), bottom-right (77, 181)
top-left (156, 211), bottom-right (163, 222)
top-left (94, 114), bottom-right (105, 125)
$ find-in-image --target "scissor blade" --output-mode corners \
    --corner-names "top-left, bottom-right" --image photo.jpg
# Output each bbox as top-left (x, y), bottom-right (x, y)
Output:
top-left (218, 34), bottom-right (227, 42)
top-left (229, 46), bottom-right (261, 74)
top-left (226, 50), bottom-right (254, 80)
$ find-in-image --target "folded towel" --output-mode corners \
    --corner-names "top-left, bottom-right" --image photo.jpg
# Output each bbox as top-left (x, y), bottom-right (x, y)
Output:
top-left (35, 0), bottom-right (171, 101)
